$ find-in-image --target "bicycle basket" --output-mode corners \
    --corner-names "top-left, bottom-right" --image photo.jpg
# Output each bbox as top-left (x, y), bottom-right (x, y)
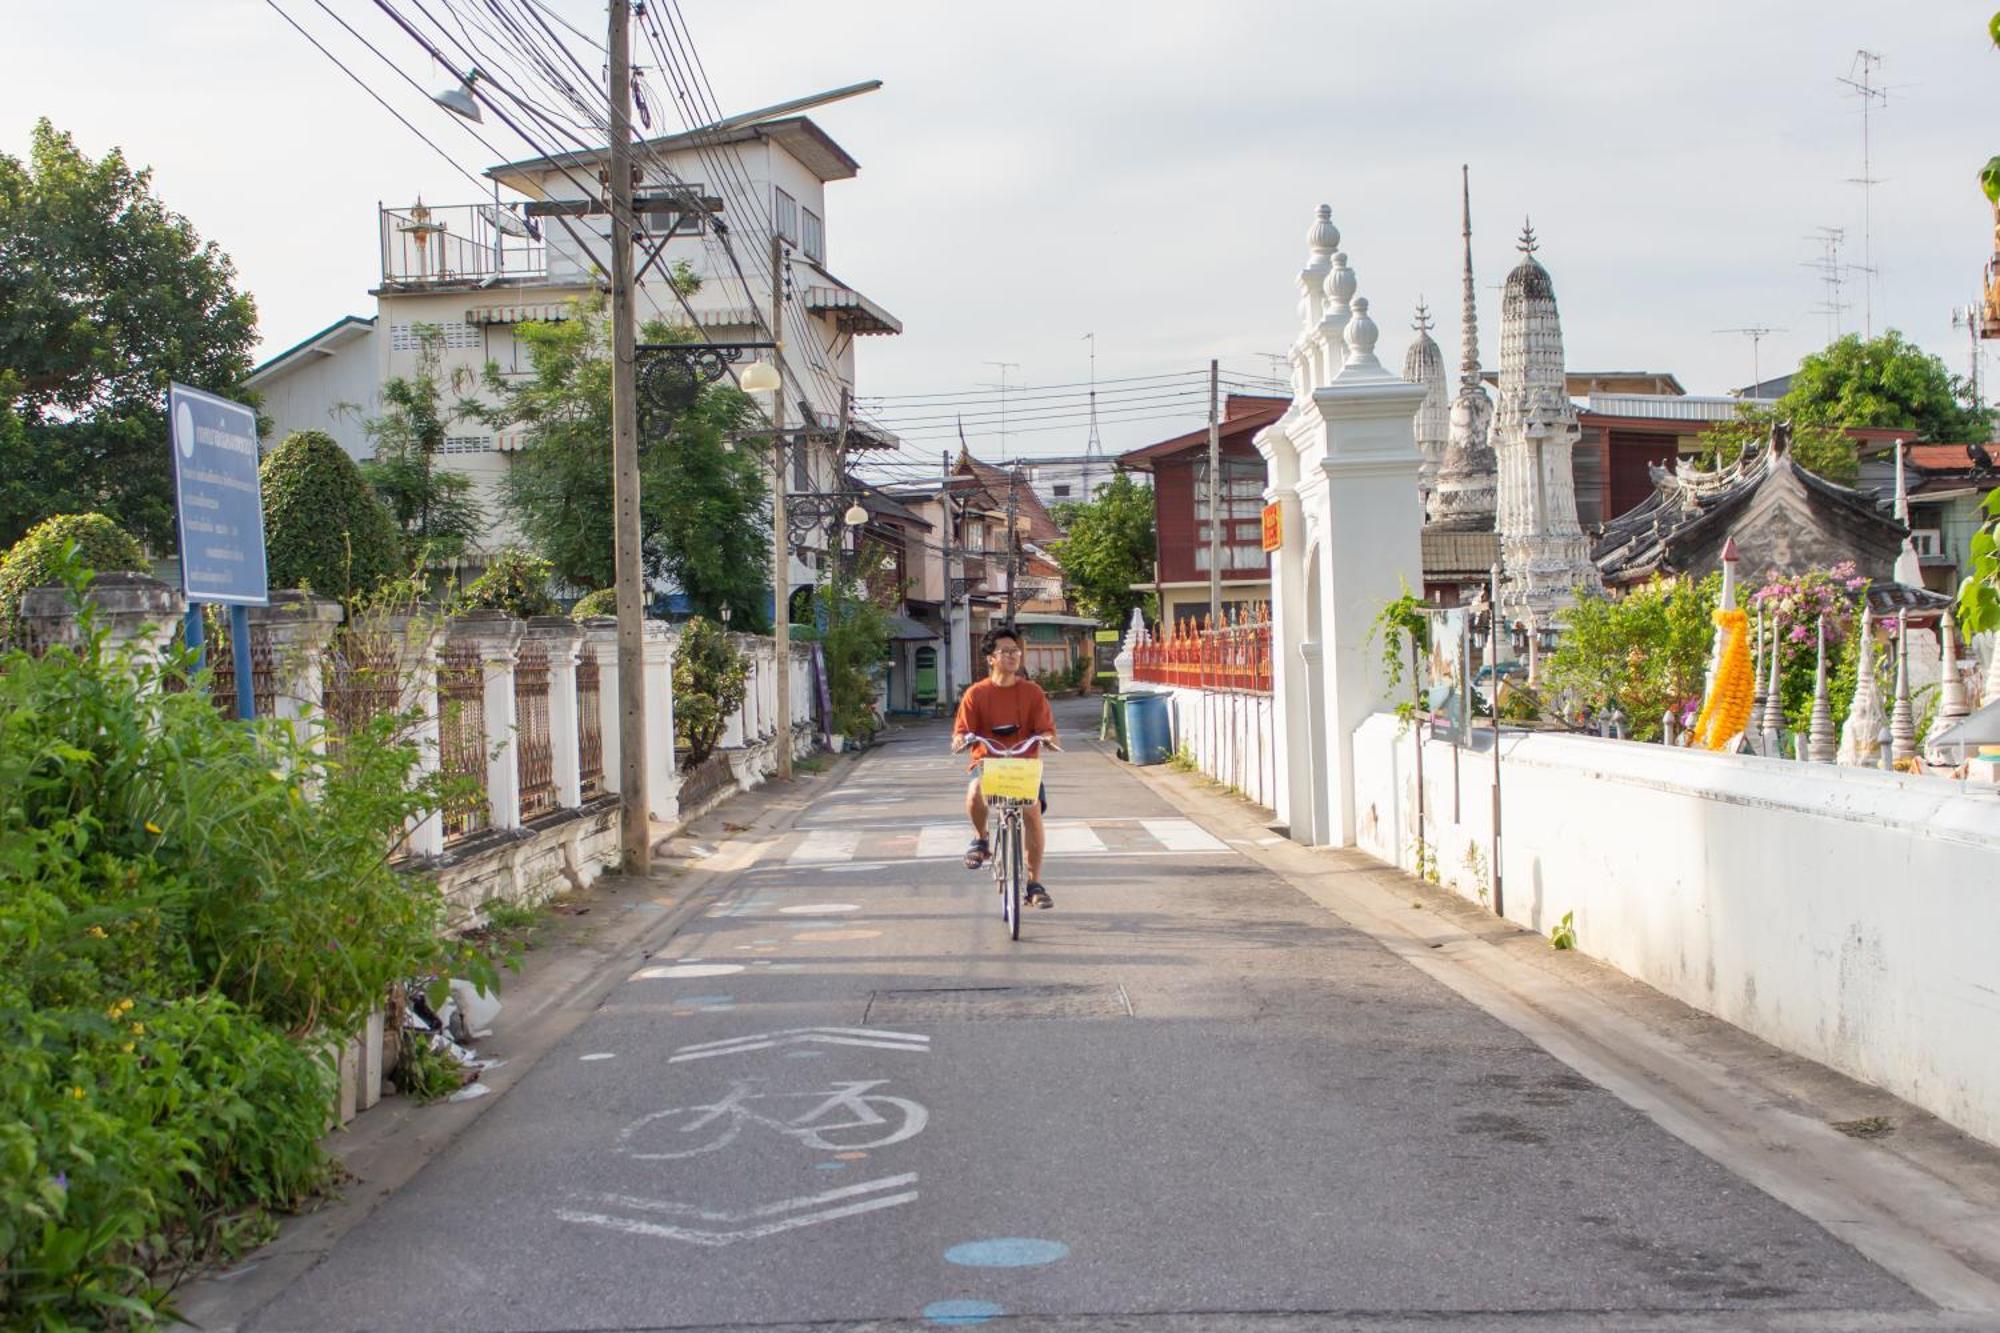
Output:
top-left (979, 757), bottom-right (1043, 801)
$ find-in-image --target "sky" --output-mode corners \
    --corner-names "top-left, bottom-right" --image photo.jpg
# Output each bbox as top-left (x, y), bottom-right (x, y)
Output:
top-left (8, 1), bottom-right (2000, 473)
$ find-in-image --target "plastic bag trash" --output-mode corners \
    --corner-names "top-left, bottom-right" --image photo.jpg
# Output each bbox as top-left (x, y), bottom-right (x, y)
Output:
top-left (449, 978), bottom-right (502, 1041)
top-left (447, 1082), bottom-right (491, 1103)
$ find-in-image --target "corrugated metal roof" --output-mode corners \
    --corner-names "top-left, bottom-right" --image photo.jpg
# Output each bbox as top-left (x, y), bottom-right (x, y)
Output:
top-left (1584, 394), bottom-right (1759, 423)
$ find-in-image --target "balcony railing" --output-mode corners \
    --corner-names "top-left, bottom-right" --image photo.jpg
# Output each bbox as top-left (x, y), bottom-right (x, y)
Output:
top-left (380, 201), bottom-right (546, 286)
top-left (1132, 607), bottom-right (1273, 694)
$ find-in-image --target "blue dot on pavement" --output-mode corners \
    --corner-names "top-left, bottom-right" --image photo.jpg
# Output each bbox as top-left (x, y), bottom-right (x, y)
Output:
top-left (944, 1238), bottom-right (1069, 1268)
top-left (923, 1299), bottom-right (1005, 1326)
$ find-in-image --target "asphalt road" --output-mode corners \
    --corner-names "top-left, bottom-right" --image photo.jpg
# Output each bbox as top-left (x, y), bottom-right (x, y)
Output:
top-left (242, 699), bottom-right (1939, 1332)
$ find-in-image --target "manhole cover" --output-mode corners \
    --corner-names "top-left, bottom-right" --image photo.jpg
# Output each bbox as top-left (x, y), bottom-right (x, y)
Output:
top-left (864, 984), bottom-right (1131, 1022)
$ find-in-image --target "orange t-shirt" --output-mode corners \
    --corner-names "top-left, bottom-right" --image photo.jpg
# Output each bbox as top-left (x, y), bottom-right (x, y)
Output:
top-left (953, 677), bottom-right (1057, 762)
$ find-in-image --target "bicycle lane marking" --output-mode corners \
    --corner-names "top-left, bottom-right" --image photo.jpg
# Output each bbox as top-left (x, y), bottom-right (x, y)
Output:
top-left (557, 1029), bottom-right (936, 1248)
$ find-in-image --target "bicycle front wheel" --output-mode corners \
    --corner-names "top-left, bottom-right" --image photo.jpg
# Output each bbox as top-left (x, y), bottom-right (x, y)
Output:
top-left (1006, 815), bottom-right (1024, 941)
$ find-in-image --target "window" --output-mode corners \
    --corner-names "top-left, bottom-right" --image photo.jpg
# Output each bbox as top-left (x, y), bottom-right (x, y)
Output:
top-left (1052, 484), bottom-right (1072, 498)
top-left (390, 321), bottom-right (480, 352)
top-left (1914, 528), bottom-right (1944, 557)
top-left (1193, 457), bottom-right (1266, 552)
top-left (801, 208), bottom-right (824, 262)
top-left (442, 435), bottom-right (493, 454)
top-left (774, 187), bottom-right (798, 244)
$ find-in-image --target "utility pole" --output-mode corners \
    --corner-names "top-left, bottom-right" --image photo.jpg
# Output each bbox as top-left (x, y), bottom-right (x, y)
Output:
top-left (607, 0), bottom-right (649, 874)
top-left (1206, 357), bottom-right (1221, 625)
top-left (1003, 467), bottom-right (1022, 624)
top-left (940, 448), bottom-right (955, 703)
top-left (1953, 301), bottom-right (1985, 418)
top-left (770, 230), bottom-right (793, 780)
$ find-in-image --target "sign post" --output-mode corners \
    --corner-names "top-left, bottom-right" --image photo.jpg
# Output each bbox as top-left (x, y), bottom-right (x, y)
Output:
top-left (169, 383), bottom-right (268, 719)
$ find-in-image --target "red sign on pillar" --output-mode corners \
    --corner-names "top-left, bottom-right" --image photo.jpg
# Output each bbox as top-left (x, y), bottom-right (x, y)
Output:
top-left (1260, 502), bottom-right (1283, 552)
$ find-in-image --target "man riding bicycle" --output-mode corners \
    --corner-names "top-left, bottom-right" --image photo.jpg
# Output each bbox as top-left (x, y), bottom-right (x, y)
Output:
top-left (952, 625), bottom-right (1060, 908)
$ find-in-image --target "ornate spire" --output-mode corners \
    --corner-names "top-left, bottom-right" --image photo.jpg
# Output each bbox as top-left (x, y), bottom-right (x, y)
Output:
top-left (1428, 166), bottom-right (1497, 530)
top-left (1760, 611), bottom-right (1783, 758)
top-left (1517, 218), bottom-right (1539, 255)
top-left (1809, 617), bottom-right (1837, 762)
top-left (1404, 298), bottom-right (1448, 502)
top-left (1925, 608), bottom-right (1970, 758)
top-left (1890, 611), bottom-right (1917, 766)
top-left (1343, 296), bottom-right (1382, 371)
top-left (1458, 168), bottom-right (1481, 381)
top-left (1839, 606), bottom-right (1886, 765)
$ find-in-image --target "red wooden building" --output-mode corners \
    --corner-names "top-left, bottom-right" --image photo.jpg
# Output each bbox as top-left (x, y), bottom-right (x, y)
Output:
top-left (1117, 394), bottom-right (1288, 628)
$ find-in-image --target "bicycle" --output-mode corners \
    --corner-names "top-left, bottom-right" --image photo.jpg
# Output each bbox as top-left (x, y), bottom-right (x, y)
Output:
top-left (956, 728), bottom-right (1058, 941)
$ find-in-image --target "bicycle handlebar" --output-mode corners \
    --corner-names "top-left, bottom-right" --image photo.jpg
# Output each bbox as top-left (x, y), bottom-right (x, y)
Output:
top-left (954, 732), bottom-right (1060, 756)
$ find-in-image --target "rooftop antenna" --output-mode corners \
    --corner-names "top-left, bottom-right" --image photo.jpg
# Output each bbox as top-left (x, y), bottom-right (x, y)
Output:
top-left (1952, 299), bottom-right (1985, 418)
top-left (1836, 49), bottom-right (1888, 337)
top-left (1082, 333), bottom-right (1103, 460)
top-left (1802, 227), bottom-right (1854, 344)
top-left (1714, 326), bottom-right (1786, 397)
top-left (981, 361), bottom-right (1020, 461)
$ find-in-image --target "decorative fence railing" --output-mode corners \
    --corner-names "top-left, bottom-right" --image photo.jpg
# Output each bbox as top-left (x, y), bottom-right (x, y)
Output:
top-left (206, 621), bottom-right (277, 720)
top-left (513, 638), bottom-right (558, 820)
top-left (437, 642), bottom-right (489, 843)
top-left (1131, 610), bottom-right (1273, 693)
top-left (324, 624), bottom-right (401, 746)
top-left (576, 644), bottom-right (605, 798)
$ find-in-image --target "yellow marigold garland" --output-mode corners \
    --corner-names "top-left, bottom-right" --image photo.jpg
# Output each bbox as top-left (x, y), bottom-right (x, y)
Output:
top-left (1691, 607), bottom-right (1753, 750)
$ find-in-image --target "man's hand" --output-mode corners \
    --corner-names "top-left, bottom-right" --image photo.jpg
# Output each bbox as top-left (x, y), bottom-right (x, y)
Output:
top-left (1035, 732), bottom-right (1063, 752)
top-left (950, 733), bottom-right (971, 754)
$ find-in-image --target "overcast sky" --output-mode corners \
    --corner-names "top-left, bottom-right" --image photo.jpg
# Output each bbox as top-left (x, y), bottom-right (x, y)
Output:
top-left (8, 1), bottom-right (1999, 470)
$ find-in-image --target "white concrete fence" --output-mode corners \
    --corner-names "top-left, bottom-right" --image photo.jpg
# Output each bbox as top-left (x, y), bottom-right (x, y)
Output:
top-left (1352, 714), bottom-right (2000, 1150)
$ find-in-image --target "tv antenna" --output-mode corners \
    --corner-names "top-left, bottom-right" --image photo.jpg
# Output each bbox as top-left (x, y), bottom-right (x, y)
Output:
top-left (1715, 326), bottom-right (1786, 398)
top-left (980, 361), bottom-right (1021, 460)
top-left (1952, 300), bottom-right (1986, 417)
top-left (1081, 334), bottom-right (1102, 460)
top-left (1836, 49), bottom-right (1888, 337)
top-left (1801, 227), bottom-right (1862, 344)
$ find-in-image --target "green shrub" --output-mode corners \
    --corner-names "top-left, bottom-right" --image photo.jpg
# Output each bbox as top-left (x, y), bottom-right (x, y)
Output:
top-left (673, 615), bottom-right (746, 768)
top-left (461, 548), bottom-right (558, 620)
top-left (0, 513), bottom-right (147, 645)
top-left (0, 567), bottom-right (493, 1326)
top-left (261, 430), bottom-right (402, 604)
top-left (570, 587), bottom-right (617, 619)
top-left (813, 577), bottom-right (888, 739)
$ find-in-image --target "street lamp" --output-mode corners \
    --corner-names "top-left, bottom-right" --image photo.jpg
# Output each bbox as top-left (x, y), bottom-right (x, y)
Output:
top-left (718, 601), bottom-right (731, 627)
top-left (433, 69), bottom-right (484, 122)
top-left (741, 358), bottom-right (782, 394)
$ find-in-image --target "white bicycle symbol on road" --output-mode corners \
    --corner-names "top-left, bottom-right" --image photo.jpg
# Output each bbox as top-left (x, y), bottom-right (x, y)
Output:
top-left (619, 1080), bottom-right (929, 1161)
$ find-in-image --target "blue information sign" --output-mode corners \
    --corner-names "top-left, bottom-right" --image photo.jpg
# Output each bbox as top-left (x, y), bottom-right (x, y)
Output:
top-left (169, 383), bottom-right (268, 605)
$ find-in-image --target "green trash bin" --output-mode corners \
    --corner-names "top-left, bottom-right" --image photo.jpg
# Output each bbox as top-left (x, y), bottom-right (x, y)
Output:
top-left (1100, 692), bottom-right (1132, 761)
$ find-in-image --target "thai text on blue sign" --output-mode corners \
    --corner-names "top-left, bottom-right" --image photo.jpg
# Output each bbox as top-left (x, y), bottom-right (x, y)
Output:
top-left (169, 383), bottom-right (268, 605)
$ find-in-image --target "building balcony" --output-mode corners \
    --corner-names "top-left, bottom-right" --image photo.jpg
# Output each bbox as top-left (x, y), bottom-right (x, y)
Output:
top-left (379, 201), bottom-right (549, 289)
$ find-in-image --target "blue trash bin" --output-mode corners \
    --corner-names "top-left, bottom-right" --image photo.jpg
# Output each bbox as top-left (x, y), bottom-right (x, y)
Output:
top-left (1122, 691), bottom-right (1174, 765)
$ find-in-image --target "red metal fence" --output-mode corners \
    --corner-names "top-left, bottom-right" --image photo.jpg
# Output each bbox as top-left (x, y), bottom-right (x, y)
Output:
top-left (1131, 607), bottom-right (1273, 693)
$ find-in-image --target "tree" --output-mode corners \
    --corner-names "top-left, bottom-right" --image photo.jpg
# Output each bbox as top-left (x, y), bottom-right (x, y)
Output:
top-left (474, 295), bottom-right (771, 627)
top-left (1542, 574), bottom-right (1720, 741)
top-left (359, 326), bottom-right (485, 570)
top-left (0, 512), bottom-right (146, 645)
top-left (461, 547), bottom-right (559, 619)
top-left (260, 430), bottom-right (402, 604)
top-left (672, 615), bottom-right (748, 768)
top-left (1699, 331), bottom-right (1989, 484)
top-left (811, 568), bottom-right (890, 739)
top-left (0, 120), bottom-right (258, 548)
top-left (1049, 473), bottom-right (1156, 628)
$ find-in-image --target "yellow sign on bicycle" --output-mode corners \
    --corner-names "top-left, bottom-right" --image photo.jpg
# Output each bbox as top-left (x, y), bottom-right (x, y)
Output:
top-left (979, 757), bottom-right (1043, 801)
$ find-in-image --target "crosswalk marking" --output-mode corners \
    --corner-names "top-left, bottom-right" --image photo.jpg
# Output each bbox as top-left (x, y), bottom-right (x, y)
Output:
top-left (915, 825), bottom-right (965, 860)
top-left (791, 830), bottom-right (861, 864)
top-left (1041, 823), bottom-right (1107, 855)
top-left (1139, 818), bottom-right (1230, 853)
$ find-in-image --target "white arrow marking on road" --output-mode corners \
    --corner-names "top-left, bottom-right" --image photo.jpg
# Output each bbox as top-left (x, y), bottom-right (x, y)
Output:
top-left (557, 1173), bottom-right (919, 1247)
top-left (667, 1027), bottom-right (930, 1063)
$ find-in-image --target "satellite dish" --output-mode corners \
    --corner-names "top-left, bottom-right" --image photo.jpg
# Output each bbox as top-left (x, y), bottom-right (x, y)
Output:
top-left (481, 205), bottom-right (539, 242)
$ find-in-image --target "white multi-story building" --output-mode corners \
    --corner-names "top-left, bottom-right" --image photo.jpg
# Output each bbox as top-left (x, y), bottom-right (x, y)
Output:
top-left (248, 113), bottom-right (901, 603)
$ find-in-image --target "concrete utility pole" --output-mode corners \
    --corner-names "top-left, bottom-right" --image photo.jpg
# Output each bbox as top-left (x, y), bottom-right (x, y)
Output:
top-left (1207, 357), bottom-right (1221, 625)
top-left (770, 230), bottom-right (793, 781)
top-left (1004, 467), bottom-right (1022, 624)
top-left (940, 449), bottom-right (955, 702)
top-left (607, 0), bottom-right (649, 874)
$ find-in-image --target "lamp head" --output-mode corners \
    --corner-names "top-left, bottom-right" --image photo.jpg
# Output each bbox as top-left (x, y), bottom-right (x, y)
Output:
top-left (740, 358), bottom-right (782, 393)
top-left (433, 69), bottom-right (483, 122)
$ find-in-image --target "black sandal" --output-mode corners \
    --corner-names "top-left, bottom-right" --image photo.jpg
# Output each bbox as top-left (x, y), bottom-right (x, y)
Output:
top-left (963, 838), bottom-right (989, 869)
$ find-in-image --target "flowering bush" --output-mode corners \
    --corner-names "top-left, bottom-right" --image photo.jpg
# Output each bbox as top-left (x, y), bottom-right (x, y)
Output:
top-left (1748, 562), bottom-right (1870, 733)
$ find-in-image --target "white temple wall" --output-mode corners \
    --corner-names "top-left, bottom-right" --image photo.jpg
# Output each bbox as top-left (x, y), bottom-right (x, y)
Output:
top-left (1352, 713), bottom-right (2000, 1149)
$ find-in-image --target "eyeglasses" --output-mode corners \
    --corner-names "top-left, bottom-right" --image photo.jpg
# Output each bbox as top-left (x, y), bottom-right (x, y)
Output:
top-left (991, 647), bottom-right (1023, 657)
